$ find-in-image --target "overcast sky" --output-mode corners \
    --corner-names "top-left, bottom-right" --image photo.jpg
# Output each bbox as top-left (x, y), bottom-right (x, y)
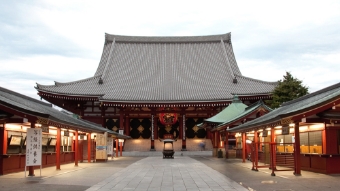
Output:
top-left (1, 0), bottom-right (340, 101)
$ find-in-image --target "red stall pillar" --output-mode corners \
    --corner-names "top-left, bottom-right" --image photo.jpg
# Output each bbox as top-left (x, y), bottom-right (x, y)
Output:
top-left (87, 133), bottom-right (91, 163)
top-left (242, 133), bottom-right (246, 163)
top-left (56, 128), bottom-right (61, 170)
top-left (294, 122), bottom-right (301, 176)
top-left (75, 130), bottom-right (78, 167)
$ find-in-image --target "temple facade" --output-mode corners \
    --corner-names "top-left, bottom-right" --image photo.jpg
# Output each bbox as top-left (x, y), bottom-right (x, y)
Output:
top-left (36, 33), bottom-right (277, 150)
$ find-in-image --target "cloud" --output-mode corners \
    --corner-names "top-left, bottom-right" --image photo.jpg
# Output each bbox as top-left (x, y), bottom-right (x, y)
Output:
top-left (0, 0), bottom-right (340, 100)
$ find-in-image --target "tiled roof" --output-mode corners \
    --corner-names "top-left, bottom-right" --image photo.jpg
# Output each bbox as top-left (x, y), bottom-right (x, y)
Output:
top-left (204, 95), bottom-right (248, 123)
top-left (0, 86), bottom-right (129, 138)
top-left (228, 82), bottom-right (340, 133)
top-left (215, 100), bottom-right (272, 130)
top-left (36, 33), bottom-right (277, 102)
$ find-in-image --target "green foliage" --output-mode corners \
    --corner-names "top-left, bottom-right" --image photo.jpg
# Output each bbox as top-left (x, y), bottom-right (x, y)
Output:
top-left (266, 72), bottom-right (309, 108)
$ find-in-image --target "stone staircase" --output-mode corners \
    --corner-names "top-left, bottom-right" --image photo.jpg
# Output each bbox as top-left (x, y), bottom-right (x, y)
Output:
top-left (124, 139), bottom-right (212, 152)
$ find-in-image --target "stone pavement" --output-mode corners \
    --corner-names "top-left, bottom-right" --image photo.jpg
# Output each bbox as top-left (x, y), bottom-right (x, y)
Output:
top-left (86, 156), bottom-right (246, 191)
top-left (195, 157), bottom-right (340, 191)
top-left (1, 153), bottom-right (340, 191)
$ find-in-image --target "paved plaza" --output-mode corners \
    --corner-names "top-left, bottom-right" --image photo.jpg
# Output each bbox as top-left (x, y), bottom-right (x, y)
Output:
top-left (1, 154), bottom-right (340, 191)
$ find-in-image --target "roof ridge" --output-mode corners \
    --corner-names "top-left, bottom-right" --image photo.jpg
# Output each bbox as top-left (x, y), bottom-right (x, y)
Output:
top-left (105, 33), bottom-right (231, 43)
top-left (281, 82), bottom-right (340, 107)
top-left (0, 86), bottom-right (52, 107)
top-left (235, 74), bottom-right (278, 85)
top-left (37, 75), bottom-right (102, 89)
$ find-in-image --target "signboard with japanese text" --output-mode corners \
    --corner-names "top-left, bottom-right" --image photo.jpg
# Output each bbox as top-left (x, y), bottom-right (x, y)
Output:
top-left (262, 130), bottom-right (268, 137)
top-left (119, 130), bottom-right (124, 135)
top-left (96, 133), bottom-right (107, 160)
top-left (107, 137), bottom-right (113, 156)
top-left (26, 128), bottom-right (42, 166)
top-left (282, 125), bottom-right (290, 135)
top-left (41, 125), bottom-right (49, 133)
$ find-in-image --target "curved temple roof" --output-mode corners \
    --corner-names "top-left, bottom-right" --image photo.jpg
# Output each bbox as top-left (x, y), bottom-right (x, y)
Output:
top-left (36, 33), bottom-right (277, 102)
top-left (0, 86), bottom-right (130, 139)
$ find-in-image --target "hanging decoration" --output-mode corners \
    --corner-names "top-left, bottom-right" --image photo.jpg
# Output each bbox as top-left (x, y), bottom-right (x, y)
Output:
top-left (159, 108), bottom-right (178, 133)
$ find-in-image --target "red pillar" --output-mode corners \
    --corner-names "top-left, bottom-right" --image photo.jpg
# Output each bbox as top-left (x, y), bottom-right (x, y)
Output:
top-left (154, 115), bottom-right (158, 139)
top-left (101, 106), bottom-right (106, 128)
top-left (150, 114), bottom-right (155, 151)
top-left (181, 114), bottom-right (186, 151)
top-left (294, 122), bottom-right (301, 175)
top-left (87, 134), bottom-right (91, 163)
top-left (254, 131), bottom-right (259, 170)
top-left (75, 130), bottom-right (78, 166)
top-left (179, 115), bottom-right (182, 140)
top-left (119, 111), bottom-right (124, 131)
top-left (242, 133), bottom-right (246, 163)
top-left (225, 132), bottom-right (229, 158)
top-left (269, 127), bottom-right (277, 173)
top-left (56, 128), bottom-right (61, 170)
top-left (125, 115), bottom-right (130, 136)
top-left (0, 123), bottom-right (6, 175)
top-left (120, 142), bottom-right (122, 156)
top-left (206, 128), bottom-right (211, 139)
top-left (115, 139), bottom-right (118, 157)
top-left (28, 121), bottom-right (35, 176)
top-left (217, 131), bottom-right (223, 148)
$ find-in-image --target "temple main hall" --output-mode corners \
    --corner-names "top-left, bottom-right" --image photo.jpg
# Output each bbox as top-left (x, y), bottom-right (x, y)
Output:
top-left (36, 33), bottom-right (277, 150)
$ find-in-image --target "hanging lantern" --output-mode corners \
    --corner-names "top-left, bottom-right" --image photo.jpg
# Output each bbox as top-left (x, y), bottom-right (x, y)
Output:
top-left (159, 112), bottom-right (178, 126)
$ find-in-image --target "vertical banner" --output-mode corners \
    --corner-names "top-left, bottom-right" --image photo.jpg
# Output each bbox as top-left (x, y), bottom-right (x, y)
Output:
top-left (96, 132), bottom-right (108, 160)
top-left (106, 137), bottom-right (113, 156)
top-left (26, 128), bottom-right (42, 166)
top-left (151, 115), bottom-right (154, 140)
top-left (183, 115), bottom-right (186, 140)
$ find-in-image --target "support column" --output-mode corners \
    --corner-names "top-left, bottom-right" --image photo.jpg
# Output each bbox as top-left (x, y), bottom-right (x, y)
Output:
top-left (125, 115), bottom-right (130, 136)
top-left (119, 111), bottom-right (124, 132)
top-left (270, 127), bottom-right (276, 172)
top-left (0, 123), bottom-right (6, 175)
top-left (254, 131), bottom-right (259, 171)
top-left (87, 133), bottom-right (91, 163)
top-left (217, 131), bottom-right (223, 148)
top-left (294, 122), bottom-right (301, 176)
top-left (242, 132), bottom-right (246, 163)
top-left (75, 130), bottom-right (78, 166)
top-left (150, 114), bottom-right (155, 151)
top-left (101, 104), bottom-right (106, 128)
top-left (115, 139), bottom-right (118, 157)
top-left (206, 128), bottom-right (211, 139)
top-left (225, 132), bottom-right (229, 158)
top-left (28, 121), bottom-right (35, 176)
top-left (181, 114), bottom-right (186, 151)
top-left (154, 115), bottom-right (158, 139)
top-left (120, 142), bottom-right (122, 156)
top-left (56, 128), bottom-right (61, 170)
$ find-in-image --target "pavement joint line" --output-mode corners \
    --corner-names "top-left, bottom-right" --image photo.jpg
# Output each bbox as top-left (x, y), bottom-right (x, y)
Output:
top-left (40, 167), bottom-right (88, 179)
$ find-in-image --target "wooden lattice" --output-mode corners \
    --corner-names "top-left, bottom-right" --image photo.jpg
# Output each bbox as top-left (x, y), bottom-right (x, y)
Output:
top-left (280, 118), bottom-right (292, 125)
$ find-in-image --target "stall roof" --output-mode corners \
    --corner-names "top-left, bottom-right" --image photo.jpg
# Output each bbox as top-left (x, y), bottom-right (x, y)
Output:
top-left (0, 86), bottom-right (130, 139)
top-left (204, 95), bottom-right (248, 123)
top-left (213, 99), bottom-right (272, 131)
top-left (228, 82), bottom-right (340, 133)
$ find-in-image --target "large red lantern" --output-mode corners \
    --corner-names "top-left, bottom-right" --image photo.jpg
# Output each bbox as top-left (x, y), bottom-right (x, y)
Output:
top-left (159, 112), bottom-right (178, 126)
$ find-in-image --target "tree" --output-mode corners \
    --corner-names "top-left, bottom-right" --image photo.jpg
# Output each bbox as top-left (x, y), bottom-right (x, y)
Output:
top-left (267, 72), bottom-right (309, 109)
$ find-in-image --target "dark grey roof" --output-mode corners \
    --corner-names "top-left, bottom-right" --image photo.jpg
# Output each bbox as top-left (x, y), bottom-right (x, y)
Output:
top-left (228, 82), bottom-right (340, 132)
top-left (36, 33), bottom-right (277, 102)
top-left (0, 86), bottom-right (129, 138)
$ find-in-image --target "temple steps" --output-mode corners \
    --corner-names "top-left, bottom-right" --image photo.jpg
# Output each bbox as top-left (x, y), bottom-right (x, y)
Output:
top-left (123, 138), bottom-right (212, 152)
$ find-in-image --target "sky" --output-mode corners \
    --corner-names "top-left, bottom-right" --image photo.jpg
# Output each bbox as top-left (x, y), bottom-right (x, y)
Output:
top-left (1, 0), bottom-right (340, 102)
